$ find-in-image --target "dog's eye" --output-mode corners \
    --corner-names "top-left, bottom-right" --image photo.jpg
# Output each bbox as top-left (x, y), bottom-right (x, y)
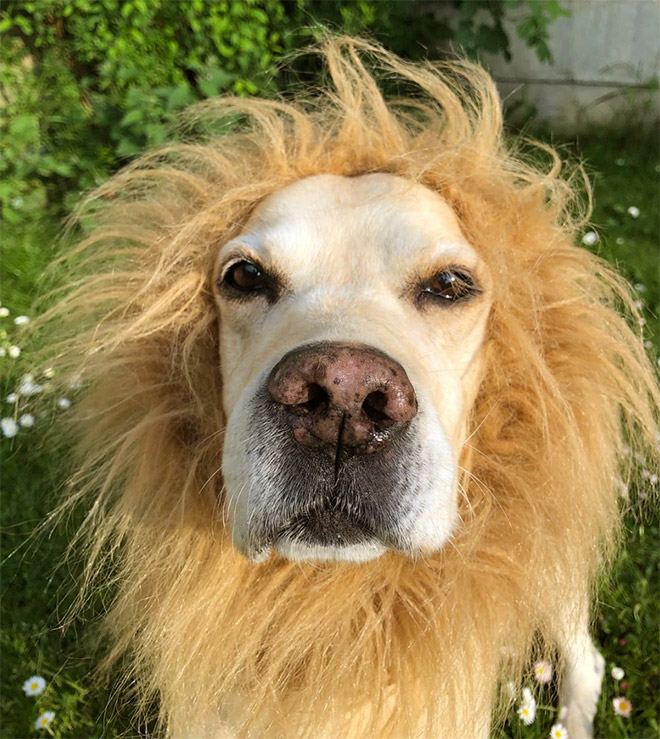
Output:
top-left (420, 269), bottom-right (479, 304)
top-left (222, 261), bottom-right (268, 294)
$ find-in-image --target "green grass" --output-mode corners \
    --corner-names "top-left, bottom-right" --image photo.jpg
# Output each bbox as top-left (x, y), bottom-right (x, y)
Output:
top-left (1, 128), bottom-right (658, 739)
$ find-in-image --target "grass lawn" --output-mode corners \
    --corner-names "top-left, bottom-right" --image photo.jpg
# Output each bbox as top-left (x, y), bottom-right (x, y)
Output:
top-left (1, 127), bottom-right (658, 739)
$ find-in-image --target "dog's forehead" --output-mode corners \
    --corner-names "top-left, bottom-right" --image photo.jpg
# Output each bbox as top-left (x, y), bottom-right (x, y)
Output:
top-left (235, 173), bottom-right (476, 272)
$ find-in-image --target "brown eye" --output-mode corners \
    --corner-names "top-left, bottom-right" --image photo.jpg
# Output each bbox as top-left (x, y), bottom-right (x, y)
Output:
top-left (222, 261), bottom-right (268, 294)
top-left (421, 269), bottom-right (478, 304)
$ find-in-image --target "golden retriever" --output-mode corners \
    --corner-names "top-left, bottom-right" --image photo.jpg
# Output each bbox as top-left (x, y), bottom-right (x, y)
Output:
top-left (47, 37), bottom-right (658, 738)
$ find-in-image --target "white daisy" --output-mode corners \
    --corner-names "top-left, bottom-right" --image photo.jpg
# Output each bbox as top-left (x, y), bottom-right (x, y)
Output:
top-left (534, 660), bottom-right (552, 684)
top-left (634, 300), bottom-right (644, 310)
top-left (1, 417), bottom-right (18, 438)
top-left (34, 711), bottom-right (55, 730)
top-left (611, 665), bottom-right (624, 680)
top-left (13, 315), bottom-right (30, 326)
top-left (42, 367), bottom-right (55, 379)
top-left (19, 414), bottom-right (35, 428)
top-left (18, 379), bottom-right (38, 397)
top-left (22, 675), bottom-right (46, 696)
top-left (518, 687), bottom-right (536, 725)
top-left (549, 723), bottom-right (568, 739)
top-left (0, 348), bottom-right (5, 357)
top-left (650, 474), bottom-right (658, 485)
top-left (613, 696), bottom-right (632, 717)
top-left (581, 231), bottom-right (598, 246)
top-left (627, 206), bottom-right (640, 218)
top-left (57, 398), bottom-right (72, 410)
top-left (645, 340), bottom-right (653, 349)
top-left (634, 283), bottom-right (647, 293)
top-left (8, 345), bottom-right (20, 358)
top-left (6, 393), bottom-right (18, 403)
top-left (0, 307), bottom-right (9, 318)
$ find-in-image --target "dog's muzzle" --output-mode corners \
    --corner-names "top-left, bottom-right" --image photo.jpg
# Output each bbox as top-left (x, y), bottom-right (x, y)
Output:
top-left (223, 340), bottom-right (457, 562)
top-left (224, 342), bottom-right (416, 553)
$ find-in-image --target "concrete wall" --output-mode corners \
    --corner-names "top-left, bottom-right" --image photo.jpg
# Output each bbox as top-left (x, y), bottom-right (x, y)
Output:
top-left (478, 0), bottom-right (659, 130)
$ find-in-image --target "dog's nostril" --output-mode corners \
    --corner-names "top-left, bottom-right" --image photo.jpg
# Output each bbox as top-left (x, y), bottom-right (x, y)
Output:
top-left (362, 391), bottom-right (391, 424)
top-left (294, 383), bottom-right (328, 414)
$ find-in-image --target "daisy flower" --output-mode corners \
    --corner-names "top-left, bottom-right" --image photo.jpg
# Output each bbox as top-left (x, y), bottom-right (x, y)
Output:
top-left (518, 687), bottom-right (536, 725)
top-left (534, 660), bottom-right (552, 684)
top-left (8, 345), bottom-right (20, 358)
top-left (613, 696), bottom-right (632, 717)
top-left (549, 723), bottom-right (568, 739)
top-left (34, 711), bottom-right (55, 730)
top-left (19, 414), bottom-right (35, 428)
top-left (1, 417), bottom-right (18, 438)
top-left (6, 393), bottom-right (18, 403)
top-left (42, 367), bottom-right (55, 379)
top-left (22, 675), bottom-right (46, 696)
top-left (18, 378), bottom-right (42, 397)
top-left (627, 206), bottom-right (640, 218)
top-left (13, 315), bottom-right (30, 326)
top-left (0, 307), bottom-right (9, 318)
top-left (0, 348), bottom-right (5, 357)
top-left (611, 666), bottom-right (624, 680)
top-left (581, 231), bottom-right (598, 246)
top-left (57, 398), bottom-right (72, 410)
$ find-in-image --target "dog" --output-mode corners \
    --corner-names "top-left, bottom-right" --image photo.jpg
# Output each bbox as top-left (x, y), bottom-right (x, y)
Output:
top-left (47, 37), bottom-right (658, 738)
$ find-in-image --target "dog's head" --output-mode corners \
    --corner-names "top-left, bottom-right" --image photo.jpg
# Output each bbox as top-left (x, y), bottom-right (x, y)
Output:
top-left (218, 173), bottom-right (491, 562)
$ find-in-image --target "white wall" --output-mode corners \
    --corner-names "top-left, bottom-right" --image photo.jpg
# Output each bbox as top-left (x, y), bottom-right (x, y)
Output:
top-left (478, 0), bottom-right (659, 129)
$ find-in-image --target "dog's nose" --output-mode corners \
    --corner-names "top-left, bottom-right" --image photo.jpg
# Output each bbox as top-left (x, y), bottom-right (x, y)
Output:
top-left (267, 343), bottom-right (417, 454)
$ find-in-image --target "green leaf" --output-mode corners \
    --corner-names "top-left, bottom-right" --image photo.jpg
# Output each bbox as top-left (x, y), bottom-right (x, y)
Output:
top-left (167, 85), bottom-right (195, 110)
top-left (8, 114), bottom-right (39, 144)
top-left (120, 108), bottom-right (146, 127)
top-left (198, 68), bottom-right (235, 98)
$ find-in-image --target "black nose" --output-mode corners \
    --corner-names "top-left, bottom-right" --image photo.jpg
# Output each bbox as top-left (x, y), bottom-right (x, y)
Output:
top-left (267, 343), bottom-right (417, 455)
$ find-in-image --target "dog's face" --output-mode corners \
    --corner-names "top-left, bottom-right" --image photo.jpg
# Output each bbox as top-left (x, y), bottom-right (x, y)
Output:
top-left (214, 173), bottom-right (492, 563)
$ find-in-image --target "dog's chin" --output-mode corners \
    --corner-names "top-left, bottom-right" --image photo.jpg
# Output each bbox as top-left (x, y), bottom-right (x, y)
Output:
top-left (274, 537), bottom-right (387, 563)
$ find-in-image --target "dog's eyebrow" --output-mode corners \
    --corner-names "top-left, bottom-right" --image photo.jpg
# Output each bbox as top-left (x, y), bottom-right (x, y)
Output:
top-left (215, 233), bottom-right (267, 273)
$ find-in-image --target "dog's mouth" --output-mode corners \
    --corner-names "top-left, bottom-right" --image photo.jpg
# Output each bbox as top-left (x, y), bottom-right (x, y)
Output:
top-left (275, 505), bottom-right (376, 548)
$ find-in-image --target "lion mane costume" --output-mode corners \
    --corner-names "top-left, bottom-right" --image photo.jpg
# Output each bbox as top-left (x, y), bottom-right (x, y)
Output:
top-left (45, 38), bottom-right (658, 738)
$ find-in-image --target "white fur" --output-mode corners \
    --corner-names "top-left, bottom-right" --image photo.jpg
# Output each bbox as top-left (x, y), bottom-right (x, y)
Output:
top-left (218, 174), bottom-right (491, 562)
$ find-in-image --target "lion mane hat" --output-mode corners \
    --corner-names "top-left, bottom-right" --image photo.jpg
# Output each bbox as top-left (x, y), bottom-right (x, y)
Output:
top-left (42, 37), bottom-right (658, 738)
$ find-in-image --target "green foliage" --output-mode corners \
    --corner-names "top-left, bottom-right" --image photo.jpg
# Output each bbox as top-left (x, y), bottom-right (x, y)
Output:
top-left (0, 0), bottom-right (288, 224)
top-left (0, 0), bottom-right (570, 228)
